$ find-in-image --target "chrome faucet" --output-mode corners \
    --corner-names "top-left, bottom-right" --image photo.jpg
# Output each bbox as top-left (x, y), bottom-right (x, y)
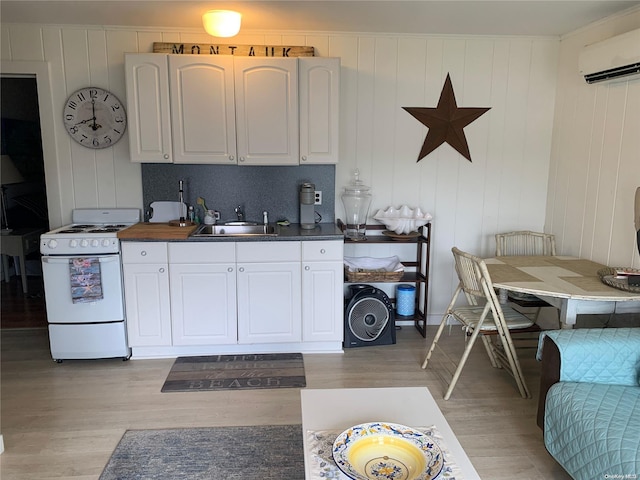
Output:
top-left (235, 205), bottom-right (245, 222)
top-left (263, 210), bottom-right (269, 225)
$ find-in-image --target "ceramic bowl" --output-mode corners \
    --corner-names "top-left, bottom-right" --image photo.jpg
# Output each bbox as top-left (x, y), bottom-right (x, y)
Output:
top-left (332, 422), bottom-right (443, 480)
top-left (373, 206), bottom-right (432, 235)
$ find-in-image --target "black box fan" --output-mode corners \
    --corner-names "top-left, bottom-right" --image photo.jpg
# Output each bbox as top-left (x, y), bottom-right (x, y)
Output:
top-left (344, 284), bottom-right (396, 348)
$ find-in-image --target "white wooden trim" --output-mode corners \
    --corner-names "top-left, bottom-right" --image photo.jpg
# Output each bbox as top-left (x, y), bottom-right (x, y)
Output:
top-left (1, 61), bottom-right (62, 228)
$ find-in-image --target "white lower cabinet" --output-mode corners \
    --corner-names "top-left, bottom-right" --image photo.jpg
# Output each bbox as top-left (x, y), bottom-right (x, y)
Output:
top-left (302, 241), bottom-right (344, 342)
top-left (122, 242), bottom-right (172, 347)
top-left (122, 239), bottom-right (343, 357)
top-left (236, 242), bottom-right (302, 343)
top-left (168, 243), bottom-right (237, 345)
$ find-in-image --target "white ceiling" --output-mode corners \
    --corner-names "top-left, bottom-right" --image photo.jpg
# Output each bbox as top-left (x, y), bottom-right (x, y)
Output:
top-left (1, 0), bottom-right (639, 37)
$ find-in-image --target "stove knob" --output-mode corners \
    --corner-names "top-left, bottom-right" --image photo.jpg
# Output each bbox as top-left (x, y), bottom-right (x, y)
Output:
top-left (80, 239), bottom-right (89, 247)
top-left (91, 239), bottom-right (99, 247)
top-left (69, 239), bottom-right (78, 248)
top-left (47, 239), bottom-right (58, 249)
top-left (102, 239), bottom-right (111, 247)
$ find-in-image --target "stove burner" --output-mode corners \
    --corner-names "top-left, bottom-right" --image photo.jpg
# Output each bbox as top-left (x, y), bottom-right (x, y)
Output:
top-left (106, 224), bottom-right (128, 228)
top-left (87, 228), bottom-right (120, 233)
top-left (59, 229), bottom-right (80, 234)
top-left (72, 225), bottom-right (93, 229)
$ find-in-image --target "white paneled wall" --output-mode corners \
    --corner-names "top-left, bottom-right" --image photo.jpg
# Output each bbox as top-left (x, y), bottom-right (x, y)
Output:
top-left (546, 9), bottom-right (640, 270)
top-left (1, 24), bottom-right (559, 321)
top-left (332, 34), bottom-right (559, 317)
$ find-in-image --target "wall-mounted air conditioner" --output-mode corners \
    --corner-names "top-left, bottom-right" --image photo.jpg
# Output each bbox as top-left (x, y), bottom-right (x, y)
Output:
top-left (578, 28), bottom-right (640, 84)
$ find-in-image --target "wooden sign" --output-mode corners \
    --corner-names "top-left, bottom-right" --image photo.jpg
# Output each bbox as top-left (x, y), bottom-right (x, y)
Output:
top-left (153, 42), bottom-right (314, 57)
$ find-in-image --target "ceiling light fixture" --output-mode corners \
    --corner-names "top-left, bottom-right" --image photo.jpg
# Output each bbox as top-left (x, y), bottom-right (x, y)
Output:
top-left (202, 10), bottom-right (242, 37)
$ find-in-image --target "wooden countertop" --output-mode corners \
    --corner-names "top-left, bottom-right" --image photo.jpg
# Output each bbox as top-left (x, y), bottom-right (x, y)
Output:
top-left (117, 222), bottom-right (198, 240)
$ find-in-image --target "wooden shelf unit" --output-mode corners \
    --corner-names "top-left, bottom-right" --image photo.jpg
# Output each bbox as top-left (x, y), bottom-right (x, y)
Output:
top-left (337, 220), bottom-right (431, 337)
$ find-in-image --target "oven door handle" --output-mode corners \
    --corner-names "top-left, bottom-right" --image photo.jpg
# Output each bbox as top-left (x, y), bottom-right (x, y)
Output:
top-left (42, 256), bottom-right (120, 264)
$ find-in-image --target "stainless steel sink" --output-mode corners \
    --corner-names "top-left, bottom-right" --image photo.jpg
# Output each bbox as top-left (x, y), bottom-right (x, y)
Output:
top-left (222, 221), bottom-right (259, 226)
top-left (192, 224), bottom-right (277, 237)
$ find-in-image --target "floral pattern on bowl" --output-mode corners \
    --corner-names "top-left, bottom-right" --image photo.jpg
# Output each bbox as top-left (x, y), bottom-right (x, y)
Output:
top-left (332, 422), bottom-right (444, 480)
top-left (373, 206), bottom-right (433, 235)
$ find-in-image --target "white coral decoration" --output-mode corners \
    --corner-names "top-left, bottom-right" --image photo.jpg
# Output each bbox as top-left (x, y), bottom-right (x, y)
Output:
top-left (373, 206), bottom-right (433, 235)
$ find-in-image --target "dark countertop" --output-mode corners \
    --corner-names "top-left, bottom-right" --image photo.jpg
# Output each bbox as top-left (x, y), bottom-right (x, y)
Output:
top-left (119, 222), bottom-right (344, 242)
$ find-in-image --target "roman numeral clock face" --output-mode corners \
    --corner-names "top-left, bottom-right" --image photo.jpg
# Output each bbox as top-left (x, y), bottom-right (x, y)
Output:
top-left (63, 87), bottom-right (127, 149)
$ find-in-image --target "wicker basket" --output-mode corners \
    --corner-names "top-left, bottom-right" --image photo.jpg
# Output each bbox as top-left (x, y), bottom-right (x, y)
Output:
top-left (597, 267), bottom-right (640, 293)
top-left (344, 266), bottom-right (404, 282)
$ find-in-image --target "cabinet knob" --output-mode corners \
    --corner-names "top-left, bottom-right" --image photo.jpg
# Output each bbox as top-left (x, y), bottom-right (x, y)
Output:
top-left (239, 267), bottom-right (245, 272)
top-left (163, 154), bottom-right (169, 159)
top-left (140, 251), bottom-right (147, 256)
top-left (227, 267), bottom-right (233, 272)
top-left (320, 249), bottom-right (326, 254)
top-left (229, 155), bottom-right (235, 162)
top-left (159, 267), bottom-right (165, 273)
top-left (305, 265), bottom-right (310, 271)
top-left (239, 157), bottom-right (245, 162)
top-left (301, 155), bottom-right (307, 162)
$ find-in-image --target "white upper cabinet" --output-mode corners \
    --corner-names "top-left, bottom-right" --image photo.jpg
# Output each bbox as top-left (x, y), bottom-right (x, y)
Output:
top-left (125, 54), bottom-right (172, 163)
top-left (169, 55), bottom-right (237, 164)
top-left (299, 58), bottom-right (340, 164)
top-left (234, 57), bottom-right (299, 165)
top-left (125, 54), bottom-right (339, 165)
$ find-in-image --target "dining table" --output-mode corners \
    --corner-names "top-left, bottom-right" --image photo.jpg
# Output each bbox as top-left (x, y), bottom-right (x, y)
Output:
top-left (484, 255), bottom-right (640, 328)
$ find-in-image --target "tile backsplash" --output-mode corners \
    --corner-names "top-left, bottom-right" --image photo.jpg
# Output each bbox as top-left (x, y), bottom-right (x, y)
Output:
top-left (142, 164), bottom-right (335, 224)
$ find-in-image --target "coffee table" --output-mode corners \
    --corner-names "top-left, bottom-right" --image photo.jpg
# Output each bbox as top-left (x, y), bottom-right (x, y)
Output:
top-left (300, 387), bottom-right (479, 479)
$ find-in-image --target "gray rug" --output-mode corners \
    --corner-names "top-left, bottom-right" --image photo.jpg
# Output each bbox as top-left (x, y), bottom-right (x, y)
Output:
top-left (161, 353), bottom-right (306, 392)
top-left (99, 424), bottom-right (305, 479)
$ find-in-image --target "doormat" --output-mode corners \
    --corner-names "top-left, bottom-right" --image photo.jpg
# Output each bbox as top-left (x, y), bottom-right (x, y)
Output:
top-left (161, 353), bottom-right (306, 392)
top-left (99, 424), bottom-right (304, 480)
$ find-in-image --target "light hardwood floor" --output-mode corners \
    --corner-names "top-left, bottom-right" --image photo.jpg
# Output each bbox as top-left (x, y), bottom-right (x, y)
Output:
top-left (0, 321), bottom-right (576, 480)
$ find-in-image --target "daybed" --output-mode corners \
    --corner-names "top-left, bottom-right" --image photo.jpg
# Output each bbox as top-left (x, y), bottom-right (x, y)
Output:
top-left (536, 328), bottom-right (640, 480)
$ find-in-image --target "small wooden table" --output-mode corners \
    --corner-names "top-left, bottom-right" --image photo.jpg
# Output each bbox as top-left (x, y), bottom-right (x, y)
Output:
top-left (485, 255), bottom-right (640, 328)
top-left (1, 227), bottom-right (45, 294)
top-left (300, 387), bottom-right (479, 479)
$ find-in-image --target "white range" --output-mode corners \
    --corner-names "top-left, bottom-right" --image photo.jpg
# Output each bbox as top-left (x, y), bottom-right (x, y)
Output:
top-left (40, 208), bottom-right (140, 362)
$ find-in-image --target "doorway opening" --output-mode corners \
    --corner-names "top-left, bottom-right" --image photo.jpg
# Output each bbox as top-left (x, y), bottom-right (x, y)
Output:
top-left (1, 75), bottom-right (49, 328)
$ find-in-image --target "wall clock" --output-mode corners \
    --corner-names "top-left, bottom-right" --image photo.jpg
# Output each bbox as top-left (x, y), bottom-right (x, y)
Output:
top-left (63, 87), bottom-right (127, 149)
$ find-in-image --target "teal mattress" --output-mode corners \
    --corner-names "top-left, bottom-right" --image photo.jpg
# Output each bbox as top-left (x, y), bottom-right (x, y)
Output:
top-left (544, 382), bottom-right (640, 480)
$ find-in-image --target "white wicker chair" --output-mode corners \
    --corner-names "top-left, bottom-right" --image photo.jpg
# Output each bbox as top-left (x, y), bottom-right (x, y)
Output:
top-left (421, 247), bottom-right (538, 400)
top-left (495, 230), bottom-right (556, 257)
top-left (495, 230), bottom-right (559, 326)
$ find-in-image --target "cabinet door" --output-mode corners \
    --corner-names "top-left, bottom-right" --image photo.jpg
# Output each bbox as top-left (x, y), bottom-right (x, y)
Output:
top-left (170, 263), bottom-right (237, 345)
top-left (234, 57), bottom-right (299, 165)
top-left (125, 54), bottom-right (172, 163)
top-left (169, 55), bottom-right (237, 164)
top-left (123, 263), bottom-right (171, 346)
top-left (302, 261), bottom-right (344, 342)
top-left (237, 262), bottom-right (301, 343)
top-left (299, 58), bottom-right (340, 164)
top-left (301, 241), bottom-right (344, 342)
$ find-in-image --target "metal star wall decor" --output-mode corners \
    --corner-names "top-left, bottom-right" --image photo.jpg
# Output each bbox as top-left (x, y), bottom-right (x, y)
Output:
top-left (403, 74), bottom-right (491, 163)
